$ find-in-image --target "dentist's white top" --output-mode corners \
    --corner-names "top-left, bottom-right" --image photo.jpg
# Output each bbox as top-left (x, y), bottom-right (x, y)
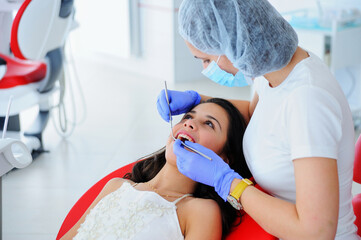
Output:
top-left (74, 182), bottom-right (190, 240)
top-left (243, 52), bottom-right (359, 239)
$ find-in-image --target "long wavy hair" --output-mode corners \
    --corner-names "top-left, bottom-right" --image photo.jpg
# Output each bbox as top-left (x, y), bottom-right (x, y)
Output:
top-left (124, 98), bottom-right (252, 238)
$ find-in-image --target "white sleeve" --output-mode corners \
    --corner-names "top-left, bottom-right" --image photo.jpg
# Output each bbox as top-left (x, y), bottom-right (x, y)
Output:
top-left (253, 77), bottom-right (267, 96)
top-left (285, 86), bottom-right (343, 160)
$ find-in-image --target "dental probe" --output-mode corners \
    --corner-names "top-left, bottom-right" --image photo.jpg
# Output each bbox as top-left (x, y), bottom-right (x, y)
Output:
top-left (2, 95), bottom-right (13, 139)
top-left (164, 81), bottom-right (212, 161)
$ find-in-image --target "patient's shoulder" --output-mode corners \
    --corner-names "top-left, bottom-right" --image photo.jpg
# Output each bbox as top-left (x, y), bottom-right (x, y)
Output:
top-left (184, 197), bottom-right (221, 217)
top-left (180, 197), bottom-right (222, 239)
top-left (179, 197), bottom-right (221, 224)
top-left (102, 178), bottom-right (135, 195)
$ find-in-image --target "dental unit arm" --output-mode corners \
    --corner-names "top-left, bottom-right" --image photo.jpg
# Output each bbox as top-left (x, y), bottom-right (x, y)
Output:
top-left (0, 96), bottom-right (32, 176)
top-left (0, 138), bottom-right (32, 177)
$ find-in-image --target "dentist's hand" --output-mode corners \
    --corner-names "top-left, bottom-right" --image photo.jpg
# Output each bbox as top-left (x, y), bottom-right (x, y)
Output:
top-left (173, 139), bottom-right (242, 201)
top-left (157, 89), bottom-right (201, 122)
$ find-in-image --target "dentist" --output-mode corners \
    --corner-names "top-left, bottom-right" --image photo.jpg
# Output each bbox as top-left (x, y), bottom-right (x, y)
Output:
top-left (157, 0), bottom-right (359, 239)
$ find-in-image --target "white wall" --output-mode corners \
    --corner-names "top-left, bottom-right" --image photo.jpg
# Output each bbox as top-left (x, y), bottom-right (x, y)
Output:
top-left (70, 0), bottom-right (202, 84)
top-left (69, 0), bottom-right (361, 84)
top-left (269, 0), bottom-right (361, 13)
top-left (173, 0), bottom-right (205, 83)
top-left (269, 0), bottom-right (315, 13)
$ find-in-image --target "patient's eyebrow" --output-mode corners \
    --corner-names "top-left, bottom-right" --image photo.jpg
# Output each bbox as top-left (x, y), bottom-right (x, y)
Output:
top-left (206, 115), bottom-right (222, 130)
top-left (189, 110), bottom-right (222, 130)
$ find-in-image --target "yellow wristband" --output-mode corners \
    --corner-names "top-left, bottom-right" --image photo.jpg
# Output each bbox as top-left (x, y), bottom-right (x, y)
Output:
top-left (230, 178), bottom-right (253, 201)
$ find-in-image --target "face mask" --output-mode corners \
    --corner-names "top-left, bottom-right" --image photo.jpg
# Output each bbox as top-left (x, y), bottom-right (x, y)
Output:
top-left (201, 56), bottom-right (253, 87)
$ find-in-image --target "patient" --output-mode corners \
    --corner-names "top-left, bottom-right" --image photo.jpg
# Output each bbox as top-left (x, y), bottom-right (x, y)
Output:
top-left (60, 98), bottom-right (251, 240)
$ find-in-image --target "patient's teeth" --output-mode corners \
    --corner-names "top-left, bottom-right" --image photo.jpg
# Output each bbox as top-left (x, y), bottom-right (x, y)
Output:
top-left (177, 133), bottom-right (194, 143)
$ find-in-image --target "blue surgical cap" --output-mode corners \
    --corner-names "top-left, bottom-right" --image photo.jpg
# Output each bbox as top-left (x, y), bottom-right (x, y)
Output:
top-left (178, 0), bottom-right (298, 78)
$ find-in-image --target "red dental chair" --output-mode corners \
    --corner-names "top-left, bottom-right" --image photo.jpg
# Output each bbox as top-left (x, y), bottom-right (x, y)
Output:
top-left (56, 133), bottom-right (361, 239)
top-left (0, 0), bottom-right (74, 157)
top-left (56, 161), bottom-right (277, 240)
top-left (353, 134), bottom-right (361, 236)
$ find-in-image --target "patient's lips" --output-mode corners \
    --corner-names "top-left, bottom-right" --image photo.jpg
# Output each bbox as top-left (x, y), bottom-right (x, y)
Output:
top-left (176, 131), bottom-right (195, 143)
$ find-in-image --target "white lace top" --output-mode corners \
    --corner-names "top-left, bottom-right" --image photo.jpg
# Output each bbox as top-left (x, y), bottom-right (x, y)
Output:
top-left (73, 182), bottom-right (192, 240)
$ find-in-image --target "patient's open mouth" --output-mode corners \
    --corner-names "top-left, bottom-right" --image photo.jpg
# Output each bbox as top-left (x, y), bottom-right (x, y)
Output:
top-left (176, 133), bottom-right (195, 143)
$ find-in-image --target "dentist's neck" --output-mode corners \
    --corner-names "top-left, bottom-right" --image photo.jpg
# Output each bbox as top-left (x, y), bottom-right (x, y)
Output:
top-left (264, 47), bottom-right (309, 88)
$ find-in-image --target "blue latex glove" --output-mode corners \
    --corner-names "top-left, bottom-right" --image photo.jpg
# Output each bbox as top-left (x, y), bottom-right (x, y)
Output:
top-left (157, 89), bottom-right (201, 122)
top-left (173, 139), bottom-right (242, 201)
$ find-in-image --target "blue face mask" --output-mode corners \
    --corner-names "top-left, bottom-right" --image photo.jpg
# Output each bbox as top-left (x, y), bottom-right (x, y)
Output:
top-left (201, 56), bottom-right (253, 87)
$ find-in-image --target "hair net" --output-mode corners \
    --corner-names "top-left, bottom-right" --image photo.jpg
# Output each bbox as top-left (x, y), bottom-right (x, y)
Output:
top-left (178, 0), bottom-right (298, 78)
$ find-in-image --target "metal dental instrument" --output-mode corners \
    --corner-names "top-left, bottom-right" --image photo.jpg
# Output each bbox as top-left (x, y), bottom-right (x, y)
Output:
top-left (164, 81), bottom-right (212, 161)
top-left (2, 95), bottom-right (13, 139)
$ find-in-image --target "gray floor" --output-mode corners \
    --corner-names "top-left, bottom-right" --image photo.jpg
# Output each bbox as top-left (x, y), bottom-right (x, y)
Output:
top-left (2, 53), bottom-right (361, 239)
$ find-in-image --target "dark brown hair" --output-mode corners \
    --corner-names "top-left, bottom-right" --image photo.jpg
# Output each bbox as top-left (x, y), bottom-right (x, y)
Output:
top-left (124, 98), bottom-right (251, 238)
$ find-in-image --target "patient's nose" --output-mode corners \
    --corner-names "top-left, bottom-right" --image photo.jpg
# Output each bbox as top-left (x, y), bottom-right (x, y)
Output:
top-left (183, 119), bottom-right (196, 130)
